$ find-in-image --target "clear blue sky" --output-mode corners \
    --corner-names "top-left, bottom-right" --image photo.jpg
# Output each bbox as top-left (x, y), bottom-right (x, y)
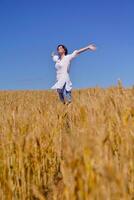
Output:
top-left (0, 0), bottom-right (134, 90)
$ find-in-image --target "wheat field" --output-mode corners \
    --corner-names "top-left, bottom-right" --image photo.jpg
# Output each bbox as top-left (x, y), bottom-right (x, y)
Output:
top-left (0, 83), bottom-right (134, 200)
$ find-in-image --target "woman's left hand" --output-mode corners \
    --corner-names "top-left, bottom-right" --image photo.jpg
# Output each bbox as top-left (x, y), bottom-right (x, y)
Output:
top-left (88, 44), bottom-right (96, 51)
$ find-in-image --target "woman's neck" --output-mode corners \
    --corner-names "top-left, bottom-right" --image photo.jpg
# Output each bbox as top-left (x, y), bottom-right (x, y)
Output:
top-left (60, 54), bottom-right (65, 60)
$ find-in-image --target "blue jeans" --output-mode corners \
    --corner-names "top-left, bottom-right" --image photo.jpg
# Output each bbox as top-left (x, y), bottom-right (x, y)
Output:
top-left (57, 82), bottom-right (72, 103)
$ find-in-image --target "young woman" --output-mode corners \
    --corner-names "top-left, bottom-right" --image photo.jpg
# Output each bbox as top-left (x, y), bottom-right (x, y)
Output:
top-left (51, 43), bottom-right (96, 105)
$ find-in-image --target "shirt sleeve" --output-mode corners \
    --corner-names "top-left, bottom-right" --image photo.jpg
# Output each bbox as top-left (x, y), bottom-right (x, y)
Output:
top-left (52, 55), bottom-right (59, 62)
top-left (68, 50), bottom-right (78, 61)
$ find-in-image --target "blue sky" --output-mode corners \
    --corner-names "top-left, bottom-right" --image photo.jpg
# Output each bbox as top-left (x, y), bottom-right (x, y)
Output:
top-left (0, 0), bottom-right (134, 90)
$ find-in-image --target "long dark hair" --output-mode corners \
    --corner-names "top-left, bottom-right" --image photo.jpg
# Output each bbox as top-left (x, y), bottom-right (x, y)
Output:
top-left (57, 44), bottom-right (68, 55)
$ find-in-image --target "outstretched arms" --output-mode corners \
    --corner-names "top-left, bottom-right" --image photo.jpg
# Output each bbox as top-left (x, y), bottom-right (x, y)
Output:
top-left (51, 43), bottom-right (96, 62)
top-left (69, 43), bottom-right (96, 61)
top-left (76, 44), bottom-right (96, 55)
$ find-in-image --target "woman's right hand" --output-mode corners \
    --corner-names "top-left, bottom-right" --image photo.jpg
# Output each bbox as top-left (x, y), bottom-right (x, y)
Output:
top-left (51, 52), bottom-right (55, 57)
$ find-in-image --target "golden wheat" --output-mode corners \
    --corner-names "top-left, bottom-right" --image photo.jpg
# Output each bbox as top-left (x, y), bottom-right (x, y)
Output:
top-left (0, 84), bottom-right (133, 199)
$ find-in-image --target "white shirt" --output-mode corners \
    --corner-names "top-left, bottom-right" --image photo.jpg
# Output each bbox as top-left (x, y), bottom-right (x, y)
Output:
top-left (51, 50), bottom-right (78, 91)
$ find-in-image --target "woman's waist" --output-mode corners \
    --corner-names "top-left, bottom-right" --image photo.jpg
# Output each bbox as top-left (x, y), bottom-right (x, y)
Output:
top-left (56, 72), bottom-right (69, 78)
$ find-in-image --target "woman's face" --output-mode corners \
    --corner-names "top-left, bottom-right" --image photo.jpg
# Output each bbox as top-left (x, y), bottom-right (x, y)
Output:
top-left (57, 46), bottom-right (65, 55)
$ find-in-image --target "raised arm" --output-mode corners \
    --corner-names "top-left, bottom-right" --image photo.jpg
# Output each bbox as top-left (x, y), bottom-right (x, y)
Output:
top-left (51, 52), bottom-right (59, 62)
top-left (76, 43), bottom-right (96, 55)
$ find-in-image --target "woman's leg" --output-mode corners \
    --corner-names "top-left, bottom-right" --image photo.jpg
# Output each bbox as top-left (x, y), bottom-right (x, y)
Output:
top-left (65, 89), bottom-right (72, 103)
top-left (57, 83), bottom-right (66, 104)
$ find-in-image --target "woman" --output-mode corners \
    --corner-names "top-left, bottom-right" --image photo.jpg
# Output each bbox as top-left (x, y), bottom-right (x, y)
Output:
top-left (51, 43), bottom-right (96, 105)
